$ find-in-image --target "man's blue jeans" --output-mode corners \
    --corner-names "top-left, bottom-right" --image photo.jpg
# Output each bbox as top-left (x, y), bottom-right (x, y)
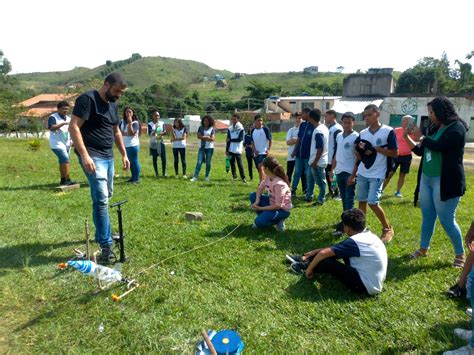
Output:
top-left (291, 157), bottom-right (311, 194)
top-left (419, 173), bottom-right (463, 255)
top-left (337, 172), bottom-right (355, 211)
top-left (193, 148), bottom-right (214, 178)
top-left (308, 166), bottom-right (327, 203)
top-left (125, 145), bottom-right (140, 182)
top-left (79, 156), bottom-right (114, 248)
top-left (249, 192), bottom-right (290, 228)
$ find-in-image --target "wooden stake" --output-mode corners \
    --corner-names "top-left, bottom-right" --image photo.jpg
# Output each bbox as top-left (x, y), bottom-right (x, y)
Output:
top-left (85, 219), bottom-right (90, 260)
top-left (201, 330), bottom-right (217, 355)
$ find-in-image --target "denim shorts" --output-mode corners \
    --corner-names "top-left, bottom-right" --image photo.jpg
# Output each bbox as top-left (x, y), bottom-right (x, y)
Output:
top-left (254, 154), bottom-right (267, 167)
top-left (356, 174), bottom-right (384, 205)
top-left (52, 148), bottom-right (70, 164)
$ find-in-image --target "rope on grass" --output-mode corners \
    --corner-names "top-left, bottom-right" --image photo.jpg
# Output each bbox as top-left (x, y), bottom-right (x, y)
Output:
top-left (134, 224), bottom-right (242, 278)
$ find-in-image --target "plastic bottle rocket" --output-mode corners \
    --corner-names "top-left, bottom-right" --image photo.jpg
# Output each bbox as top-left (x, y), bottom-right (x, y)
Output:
top-left (68, 260), bottom-right (123, 286)
top-left (156, 125), bottom-right (162, 135)
top-left (331, 173), bottom-right (337, 190)
top-left (225, 156), bottom-right (230, 173)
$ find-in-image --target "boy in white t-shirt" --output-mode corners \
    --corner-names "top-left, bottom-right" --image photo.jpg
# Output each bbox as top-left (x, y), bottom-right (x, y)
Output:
top-left (349, 105), bottom-right (398, 243)
top-left (48, 101), bottom-right (76, 186)
top-left (287, 208), bottom-right (387, 296)
top-left (251, 115), bottom-right (272, 182)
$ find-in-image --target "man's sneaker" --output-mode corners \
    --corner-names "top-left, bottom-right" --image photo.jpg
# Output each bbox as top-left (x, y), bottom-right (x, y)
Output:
top-left (454, 328), bottom-right (473, 342)
top-left (242, 178), bottom-right (248, 184)
top-left (204, 176), bottom-right (209, 182)
top-left (97, 248), bottom-right (114, 265)
top-left (447, 284), bottom-right (467, 298)
top-left (275, 220), bottom-right (286, 232)
top-left (285, 254), bottom-right (303, 264)
top-left (466, 308), bottom-right (472, 318)
top-left (190, 177), bottom-right (198, 182)
top-left (443, 344), bottom-right (474, 355)
top-left (381, 226), bottom-right (394, 243)
top-left (290, 262), bottom-right (308, 275)
top-left (65, 179), bottom-right (77, 185)
top-left (333, 196), bottom-right (342, 201)
top-left (394, 191), bottom-right (402, 198)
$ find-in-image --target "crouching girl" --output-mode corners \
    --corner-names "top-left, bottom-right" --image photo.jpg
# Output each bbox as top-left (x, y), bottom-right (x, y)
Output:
top-left (249, 156), bottom-right (292, 231)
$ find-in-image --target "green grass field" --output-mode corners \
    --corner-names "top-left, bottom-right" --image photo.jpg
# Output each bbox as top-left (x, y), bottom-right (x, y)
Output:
top-left (1, 136), bottom-right (473, 353)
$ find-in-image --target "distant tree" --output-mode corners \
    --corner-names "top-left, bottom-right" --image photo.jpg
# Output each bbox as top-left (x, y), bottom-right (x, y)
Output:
top-left (106, 60), bottom-right (112, 67)
top-left (0, 50), bottom-right (12, 76)
top-left (336, 66), bottom-right (344, 73)
top-left (243, 80), bottom-right (281, 103)
top-left (467, 50), bottom-right (474, 60)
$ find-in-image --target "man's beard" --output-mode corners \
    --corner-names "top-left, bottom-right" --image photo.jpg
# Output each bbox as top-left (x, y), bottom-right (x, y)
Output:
top-left (105, 90), bottom-right (119, 102)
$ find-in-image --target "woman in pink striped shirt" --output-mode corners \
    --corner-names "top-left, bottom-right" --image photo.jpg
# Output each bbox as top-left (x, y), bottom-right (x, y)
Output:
top-left (250, 156), bottom-right (292, 232)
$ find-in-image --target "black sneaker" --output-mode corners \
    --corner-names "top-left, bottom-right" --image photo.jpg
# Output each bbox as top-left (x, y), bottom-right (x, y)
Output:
top-left (285, 254), bottom-right (303, 264)
top-left (97, 248), bottom-right (115, 265)
top-left (447, 284), bottom-right (467, 298)
top-left (290, 262), bottom-right (309, 275)
top-left (65, 180), bottom-right (76, 186)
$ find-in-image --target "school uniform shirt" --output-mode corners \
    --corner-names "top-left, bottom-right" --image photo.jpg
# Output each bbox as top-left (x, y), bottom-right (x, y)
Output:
top-left (334, 131), bottom-right (359, 175)
top-left (172, 127), bottom-right (187, 148)
top-left (309, 123), bottom-right (329, 168)
top-left (259, 176), bottom-right (292, 212)
top-left (331, 229), bottom-right (388, 295)
top-left (327, 122), bottom-right (343, 163)
top-left (121, 120), bottom-right (140, 148)
top-left (198, 126), bottom-right (215, 149)
top-left (294, 121), bottom-right (315, 159)
top-left (227, 122), bottom-right (244, 154)
top-left (286, 126), bottom-right (299, 162)
top-left (356, 125), bottom-right (398, 179)
top-left (48, 112), bottom-right (71, 149)
top-left (251, 126), bottom-right (272, 155)
top-left (148, 121), bottom-right (165, 149)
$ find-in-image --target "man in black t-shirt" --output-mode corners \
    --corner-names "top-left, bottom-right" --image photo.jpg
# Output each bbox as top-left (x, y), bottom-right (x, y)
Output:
top-left (69, 73), bottom-right (130, 263)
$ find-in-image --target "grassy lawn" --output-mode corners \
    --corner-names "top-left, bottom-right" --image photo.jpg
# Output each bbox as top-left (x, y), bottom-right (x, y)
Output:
top-left (1, 136), bottom-right (473, 353)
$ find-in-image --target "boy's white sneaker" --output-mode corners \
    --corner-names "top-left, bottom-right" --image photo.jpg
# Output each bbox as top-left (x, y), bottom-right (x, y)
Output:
top-left (190, 177), bottom-right (198, 182)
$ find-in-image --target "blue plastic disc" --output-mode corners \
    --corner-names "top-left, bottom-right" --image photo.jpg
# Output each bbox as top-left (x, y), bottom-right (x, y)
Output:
top-left (211, 330), bottom-right (241, 354)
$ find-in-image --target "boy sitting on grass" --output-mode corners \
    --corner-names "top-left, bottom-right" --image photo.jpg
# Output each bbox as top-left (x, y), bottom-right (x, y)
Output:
top-left (287, 208), bottom-right (387, 295)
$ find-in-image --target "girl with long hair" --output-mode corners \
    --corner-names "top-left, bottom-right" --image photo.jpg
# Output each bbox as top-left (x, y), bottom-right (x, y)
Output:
top-left (190, 115), bottom-right (215, 181)
top-left (249, 156), bottom-right (292, 231)
top-left (171, 118), bottom-right (187, 178)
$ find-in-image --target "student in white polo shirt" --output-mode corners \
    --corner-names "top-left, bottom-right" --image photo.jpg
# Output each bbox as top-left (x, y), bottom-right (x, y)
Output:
top-left (349, 104), bottom-right (398, 243)
top-left (251, 114), bottom-right (272, 182)
top-left (48, 100), bottom-right (76, 186)
top-left (330, 112), bottom-right (359, 235)
top-left (325, 109), bottom-right (343, 198)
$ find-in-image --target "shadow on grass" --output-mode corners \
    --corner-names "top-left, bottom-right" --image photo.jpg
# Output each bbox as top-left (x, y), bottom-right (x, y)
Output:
top-left (385, 255), bottom-right (453, 282)
top-left (0, 240), bottom-right (84, 270)
top-left (0, 182), bottom-right (69, 192)
top-left (205, 223), bottom-right (339, 254)
top-left (285, 273), bottom-right (370, 303)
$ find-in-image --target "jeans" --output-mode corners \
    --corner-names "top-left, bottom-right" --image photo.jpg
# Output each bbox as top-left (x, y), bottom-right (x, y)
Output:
top-left (245, 152), bottom-right (254, 180)
top-left (356, 175), bottom-right (384, 205)
top-left (79, 156), bottom-right (113, 248)
top-left (249, 192), bottom-right (290, 228)
top-left (287, 160), bottom-right (307, 192)
top-left (125, 145), bottom-right (140, 182)
top-left (150, 141), bottom-right (166, 176)
top-left (229, 152), bottom-right (246, 180)
top-left (337, 172), bottom-right (355, 211)
top-left (173, 148), bottom-right (186, 175)
top-left (194, 148), bottom-right (214, 178)
top-left (419, 173), bottom-right (463, 255)
top-left (308, 166), bottom-right (327, 203)
top-left (292, 157), bottom-right (311, 195)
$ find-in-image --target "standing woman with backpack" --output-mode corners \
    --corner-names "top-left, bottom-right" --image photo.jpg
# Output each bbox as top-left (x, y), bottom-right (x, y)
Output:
top-left (171, 118), bottom-right (188, 178)
top-left (121, 106), bottom-right (141, 184)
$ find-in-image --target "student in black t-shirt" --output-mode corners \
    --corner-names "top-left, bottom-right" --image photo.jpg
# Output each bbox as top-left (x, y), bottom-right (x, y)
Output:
top-left (69, 73), bottom-right (130, 264)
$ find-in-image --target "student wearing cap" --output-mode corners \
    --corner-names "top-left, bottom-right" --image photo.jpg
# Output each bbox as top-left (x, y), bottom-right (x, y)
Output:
top-left (349, 104), bottom-right (398, 243)
top-left (382, 115), bottom-right (415, 197)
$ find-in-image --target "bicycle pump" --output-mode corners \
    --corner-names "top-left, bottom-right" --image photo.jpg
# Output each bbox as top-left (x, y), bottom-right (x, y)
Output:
top-left (111, 200), bottom-right (128, 263)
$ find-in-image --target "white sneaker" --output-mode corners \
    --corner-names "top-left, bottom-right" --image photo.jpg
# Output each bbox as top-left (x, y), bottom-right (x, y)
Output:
top-left (454, 328), bottom-right (472, 342)
top-left (183, 175), bottom-right (188, 179)
top-left (443, 344), bottom-right (474, 355)
top-left (190, 177), bottom-right (198, 182)
top-left (204, 176), bottom-right (209, 182)
top-left (275, 220), bottom-right (286, 232)
top-left (467, 308), bottom-right (472, 318)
